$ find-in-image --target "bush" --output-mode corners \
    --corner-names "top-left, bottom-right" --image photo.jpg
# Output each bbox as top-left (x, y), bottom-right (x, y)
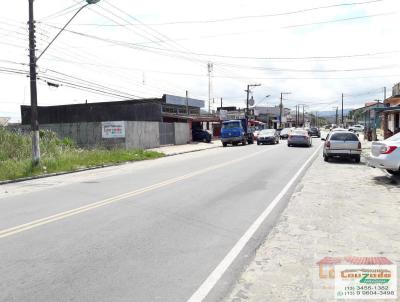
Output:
top-left (0, 128), bottom-right (163, 181)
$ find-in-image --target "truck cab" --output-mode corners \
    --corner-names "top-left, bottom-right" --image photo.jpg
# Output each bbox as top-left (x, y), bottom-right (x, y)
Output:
top-left (220, 119), bottom-right (254, 147)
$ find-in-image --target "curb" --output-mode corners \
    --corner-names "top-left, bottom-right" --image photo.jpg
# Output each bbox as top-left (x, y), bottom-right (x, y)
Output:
top-left (0, 145), bottom-right (222, 186)
top-left (163, 145), bottom-right (221, 157)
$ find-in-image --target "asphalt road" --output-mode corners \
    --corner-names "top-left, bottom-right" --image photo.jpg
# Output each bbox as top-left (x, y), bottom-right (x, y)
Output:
top-left (0, 139), bottom-right (322, 302)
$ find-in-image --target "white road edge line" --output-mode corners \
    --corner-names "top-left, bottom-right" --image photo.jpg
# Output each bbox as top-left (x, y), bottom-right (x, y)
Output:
top-left (187, 144), bottom-right (323, 302)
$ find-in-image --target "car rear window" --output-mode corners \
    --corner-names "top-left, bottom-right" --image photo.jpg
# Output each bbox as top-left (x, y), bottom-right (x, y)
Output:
top-left (330, 132), bottom-right (359, 141)
top-left (293, 130), bottom-right (307, 135)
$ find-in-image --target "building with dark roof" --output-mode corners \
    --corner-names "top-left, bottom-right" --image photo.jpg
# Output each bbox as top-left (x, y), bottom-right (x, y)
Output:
top-left (21, 94), bottom-right (206, 125)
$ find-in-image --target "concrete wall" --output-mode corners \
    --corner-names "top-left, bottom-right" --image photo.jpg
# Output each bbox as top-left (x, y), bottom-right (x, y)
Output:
top-left (174, 122), bottom-right (190, 145)
top-left (14, 121), bottom-right (190, 150)
top-left (125, 121), bottom-right (160, 149)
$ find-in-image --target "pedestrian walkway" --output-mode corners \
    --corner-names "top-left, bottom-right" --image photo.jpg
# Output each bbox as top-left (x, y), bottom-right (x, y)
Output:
top-left (224, 144), bottom-right (400, 302)
top-left (150, 140), bottom-right (220, 156)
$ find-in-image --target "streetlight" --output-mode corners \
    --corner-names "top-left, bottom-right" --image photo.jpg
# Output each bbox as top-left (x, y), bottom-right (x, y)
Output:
top-left (253, 95), bottom-right (271, 107)
top-left (28, 0), bottom-right (100, 164)
top-left (279, 92), bottom-right (291, 128)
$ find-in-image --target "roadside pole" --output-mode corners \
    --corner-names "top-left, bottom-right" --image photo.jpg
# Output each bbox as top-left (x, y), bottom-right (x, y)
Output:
top-left (28, 0), bottom-right (40, 165)
top-left (341, 93), bottom-right (344, 127)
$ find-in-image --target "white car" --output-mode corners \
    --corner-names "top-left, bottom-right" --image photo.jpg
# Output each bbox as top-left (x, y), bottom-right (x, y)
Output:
top-left (348, 124), bottom-right (364, 132)
top-left (368, 132), bottom-right (400, 175)
top-left (323, 131), bottom-right (362, 162)
top-left (331, 128), bottom-right (347, 132)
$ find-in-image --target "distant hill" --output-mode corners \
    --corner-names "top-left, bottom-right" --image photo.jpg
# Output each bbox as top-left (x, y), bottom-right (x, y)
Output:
top-left (318, 109), bottom-right (352, 117)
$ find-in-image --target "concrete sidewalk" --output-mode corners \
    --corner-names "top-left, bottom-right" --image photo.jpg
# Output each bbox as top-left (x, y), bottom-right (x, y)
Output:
top-left (225, 143), bottom-right (400, 302)
top-left (149, 140), bottom-right (221, 156)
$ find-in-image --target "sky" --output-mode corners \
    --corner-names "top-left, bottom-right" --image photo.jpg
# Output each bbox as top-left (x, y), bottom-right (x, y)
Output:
top-left (0, 0), bottom-right (399, 122)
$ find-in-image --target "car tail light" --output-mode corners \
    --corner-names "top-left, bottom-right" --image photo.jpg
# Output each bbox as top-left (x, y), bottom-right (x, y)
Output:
top-left (381, 145), bottom-right (397, 154)
top-left (288, 135), bottom-right (292, 139)
top-left (326, 141), bottom-right (331, 148)
top-left (358, 142), bottom-right (361, 149)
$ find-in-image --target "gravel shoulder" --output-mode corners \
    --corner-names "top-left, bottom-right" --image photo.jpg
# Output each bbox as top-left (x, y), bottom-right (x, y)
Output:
top-left (224, 143), bottom-right (400, 302)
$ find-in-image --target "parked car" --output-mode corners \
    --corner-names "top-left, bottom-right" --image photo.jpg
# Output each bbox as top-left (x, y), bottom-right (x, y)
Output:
top-left (348, 124), bottom-right (365, 132)
top-left (288, 130), bottom-right (312, 147)
top-left (257, 129), bottom-right (279, 145)
top-left (309, 127), bottom-right (321, 138)
top-left (279, 128), bottom-right (293, 139)
top-left (322, 131), bottom-right (361, 162)
top-left (368, 132), bottom-right (400, 175)
top-left (192, 128), bottom-right (211, 143)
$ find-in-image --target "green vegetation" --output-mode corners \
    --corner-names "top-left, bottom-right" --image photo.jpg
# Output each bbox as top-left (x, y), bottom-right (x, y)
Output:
top-left (0, 128), bottom-right (164, 181)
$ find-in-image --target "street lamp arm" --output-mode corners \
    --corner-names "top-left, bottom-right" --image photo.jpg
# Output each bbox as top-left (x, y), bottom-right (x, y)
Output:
top-left (36, 3), bottom-right (89, 62)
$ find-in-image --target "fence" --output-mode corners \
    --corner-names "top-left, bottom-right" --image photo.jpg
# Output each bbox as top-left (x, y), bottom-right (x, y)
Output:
top-left (11, 121), bottom-right (191, 150)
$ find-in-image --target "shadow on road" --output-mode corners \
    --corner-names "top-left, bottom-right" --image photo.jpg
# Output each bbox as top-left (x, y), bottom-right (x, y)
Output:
top-left (372, 175), bottom-right (400, 187)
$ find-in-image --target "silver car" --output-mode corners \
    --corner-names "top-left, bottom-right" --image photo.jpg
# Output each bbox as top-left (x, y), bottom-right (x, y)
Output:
top-left (368, 132), bottom-right (400, 175)
top-left (257, 129), bottom-right (279, 145)
top-left (323, 131), bottom-right (361, 162)
top-left (288, 130), bottom-right (312, 147)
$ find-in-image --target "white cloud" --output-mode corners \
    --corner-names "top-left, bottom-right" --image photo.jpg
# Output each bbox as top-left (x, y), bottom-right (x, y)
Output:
top-left (1, 0), bottom-right (399, 121)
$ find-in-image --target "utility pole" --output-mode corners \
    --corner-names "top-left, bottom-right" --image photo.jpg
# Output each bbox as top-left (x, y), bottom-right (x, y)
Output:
top-left (246, 84), bottom-right (261, 117)
top-left (341, 93), bottom-right (344, 127)
top-left (279, 92), bottom-right (291, 128)
top-left (335, 107), bottom-right (339, 125)
top-left (384, 86), bottom-right (387, 102)
top-left (207, 62), bottom-right (213, 114)
top-left (27, 0), bottom-right (100, 165)
top-left (28, 0), bottom-right (40, 164)
top-left (220, 97), bottom-right (223, 108)
top-left (186, 90), bottom-right (189, 116)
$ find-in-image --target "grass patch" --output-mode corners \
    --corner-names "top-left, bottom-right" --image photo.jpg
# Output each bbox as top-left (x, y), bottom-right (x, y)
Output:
top-left (0, 128), bottom-right (164, 181)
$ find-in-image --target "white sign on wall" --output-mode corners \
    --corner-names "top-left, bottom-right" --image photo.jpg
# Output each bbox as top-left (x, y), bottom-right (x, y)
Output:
top-left (102, 121), bottom-right (125, 138)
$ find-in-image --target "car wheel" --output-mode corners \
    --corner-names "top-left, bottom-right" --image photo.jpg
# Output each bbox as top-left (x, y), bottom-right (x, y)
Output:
top-left (354, 155), bottom-right (361, 163)
top-left (242, 139), bottom-right (247, 146)
top-left (324, 155), bottom-right (329, 162)
top-left (386, 169), bottom-right (400, 175)
top-left (387, 169), bottom-right (400, 175)
top-left (288, 144), bottom-right (291, 147)
top-left (257, 141), bottom-right (260, 145)
top-left (222, 142), bottom-right (227, 147)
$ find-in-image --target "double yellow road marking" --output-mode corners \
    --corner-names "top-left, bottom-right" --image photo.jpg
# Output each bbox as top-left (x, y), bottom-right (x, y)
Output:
top-left (0, 145), bottom-right (282, 239)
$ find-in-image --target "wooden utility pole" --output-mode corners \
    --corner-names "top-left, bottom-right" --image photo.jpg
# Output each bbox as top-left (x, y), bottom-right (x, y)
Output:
top-left (28, 0), bottom-right (40, 164)
top-left (341, 93), bottom-right (344, 127)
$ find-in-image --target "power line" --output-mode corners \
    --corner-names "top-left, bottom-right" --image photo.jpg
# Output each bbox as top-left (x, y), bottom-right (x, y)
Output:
top-left (58, 0), bottom-right (386, 26)
top-left (38, 23), bottom-right (400, 62)
top-left (39, 2), bottom-right (84, 21)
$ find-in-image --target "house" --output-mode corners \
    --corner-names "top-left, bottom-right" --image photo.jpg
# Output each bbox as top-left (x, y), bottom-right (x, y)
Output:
top-left (381, 83), bottom-right (400, 139)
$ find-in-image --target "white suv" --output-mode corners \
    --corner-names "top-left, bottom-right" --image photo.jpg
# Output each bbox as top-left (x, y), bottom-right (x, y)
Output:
top-left (348, 124), bottom-right (364, 132)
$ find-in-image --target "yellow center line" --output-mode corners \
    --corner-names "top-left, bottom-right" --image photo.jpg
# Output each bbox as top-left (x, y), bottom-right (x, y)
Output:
top-left (0, 145), bottom-right (284, 239)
